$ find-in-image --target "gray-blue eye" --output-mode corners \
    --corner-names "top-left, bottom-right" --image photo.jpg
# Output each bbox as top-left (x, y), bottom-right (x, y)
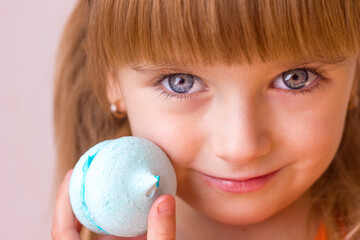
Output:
top-left (160, 74), bottom-right (206, 94)
top-left (274, 69), bottom-right (318, 90)
top-left (168, 74), bottom-right (194, 93)
top-left (282, 69), bottom-right (310, 89)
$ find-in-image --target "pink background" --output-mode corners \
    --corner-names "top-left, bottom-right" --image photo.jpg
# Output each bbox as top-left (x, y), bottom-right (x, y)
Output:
top-left (0, 0), bottom-right (76, 239)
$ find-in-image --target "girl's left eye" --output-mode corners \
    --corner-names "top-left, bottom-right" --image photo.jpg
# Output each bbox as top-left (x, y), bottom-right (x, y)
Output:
top-left (272, 68), bottom-right (320, 91)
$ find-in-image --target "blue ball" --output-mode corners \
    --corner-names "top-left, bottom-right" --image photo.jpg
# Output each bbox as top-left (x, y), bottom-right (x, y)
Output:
top-left (69, 137), bottom-right (177, 237)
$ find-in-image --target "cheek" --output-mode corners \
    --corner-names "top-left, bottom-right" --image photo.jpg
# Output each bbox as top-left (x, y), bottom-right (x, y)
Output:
top-left (125, 99), bottom-right (202, 167)
top-left (279, 100), bottom-right (348, 175)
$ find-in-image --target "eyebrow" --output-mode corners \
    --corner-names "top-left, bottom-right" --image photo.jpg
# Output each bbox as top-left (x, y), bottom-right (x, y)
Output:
top-left (279, 58), bottom-right (346, 69)
top-left (131, 64), bottom-right (194, 75)
top-left (131, 58), bottom-right (347, 74)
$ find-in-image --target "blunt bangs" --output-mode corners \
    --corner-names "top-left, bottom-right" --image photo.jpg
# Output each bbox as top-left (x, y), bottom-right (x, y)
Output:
top-left (88, 0), bottom-right (360, 67)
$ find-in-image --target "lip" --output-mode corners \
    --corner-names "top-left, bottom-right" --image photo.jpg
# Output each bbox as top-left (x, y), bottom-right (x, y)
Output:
top-left (199, 170), bottom-right (279, 193)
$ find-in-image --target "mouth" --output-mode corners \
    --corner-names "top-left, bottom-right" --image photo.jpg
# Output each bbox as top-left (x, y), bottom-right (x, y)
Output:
top-left (198, 170), bottom-right (279, 193)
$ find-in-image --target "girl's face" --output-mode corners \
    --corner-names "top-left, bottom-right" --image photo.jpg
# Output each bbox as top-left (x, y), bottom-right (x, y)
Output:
top-left (110, 58), bottom-right (357, 225)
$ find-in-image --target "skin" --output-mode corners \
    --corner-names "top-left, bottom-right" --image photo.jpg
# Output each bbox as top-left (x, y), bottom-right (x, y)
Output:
top-left (52, 58), bottom-right (358, 239)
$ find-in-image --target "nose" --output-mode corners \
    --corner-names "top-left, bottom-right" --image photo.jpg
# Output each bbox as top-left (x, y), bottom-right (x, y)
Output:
top-left (209, 94), bottom-right (271, 165)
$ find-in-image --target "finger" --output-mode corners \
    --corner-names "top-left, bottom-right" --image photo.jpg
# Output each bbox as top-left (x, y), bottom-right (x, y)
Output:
top-left (52, 169), bottom-right (82, 240)
top-left (147, 194), bottom-right (176, 240)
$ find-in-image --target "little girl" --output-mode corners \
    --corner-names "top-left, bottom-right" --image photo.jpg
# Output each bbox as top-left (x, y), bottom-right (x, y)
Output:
top-left (51, 0), bottom-right (360, 239)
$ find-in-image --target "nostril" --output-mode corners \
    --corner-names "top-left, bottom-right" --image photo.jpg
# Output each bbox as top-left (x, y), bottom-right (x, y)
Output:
top-left (215, 135), bottom-right (271, 165)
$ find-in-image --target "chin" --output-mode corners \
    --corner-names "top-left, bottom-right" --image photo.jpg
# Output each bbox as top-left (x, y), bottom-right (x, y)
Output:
top-left (203, 205), bottom-right (275, 226)
top-left (180, 193), bottom-right (278, 227)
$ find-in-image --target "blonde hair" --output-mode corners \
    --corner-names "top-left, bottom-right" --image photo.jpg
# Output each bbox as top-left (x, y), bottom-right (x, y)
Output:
top-left (54, 0), bottom-right (360, 239)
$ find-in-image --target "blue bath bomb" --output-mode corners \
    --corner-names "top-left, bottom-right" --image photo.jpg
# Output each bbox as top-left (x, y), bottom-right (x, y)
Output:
top-left (69, 137), bottom-right (177, 237)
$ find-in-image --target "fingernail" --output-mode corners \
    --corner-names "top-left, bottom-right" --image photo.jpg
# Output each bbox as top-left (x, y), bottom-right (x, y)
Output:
top-left (157, 197), bottom-right (174, 214)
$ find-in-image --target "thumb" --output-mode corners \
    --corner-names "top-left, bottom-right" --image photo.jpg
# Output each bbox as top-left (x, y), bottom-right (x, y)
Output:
top-left (147, 194), bottom-right (176, 240)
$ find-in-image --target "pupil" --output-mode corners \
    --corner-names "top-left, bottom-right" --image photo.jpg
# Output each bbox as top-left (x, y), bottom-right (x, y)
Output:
top-left (282, 69), bottom-right (308, 90)
top-left (168, 74), bottom-right (195, 93)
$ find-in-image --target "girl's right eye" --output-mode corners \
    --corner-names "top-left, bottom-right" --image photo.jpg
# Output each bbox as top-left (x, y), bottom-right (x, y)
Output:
top-left (159, 74), bottom-right (207, 94)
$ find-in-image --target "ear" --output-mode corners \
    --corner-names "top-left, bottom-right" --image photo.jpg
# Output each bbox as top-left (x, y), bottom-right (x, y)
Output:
top-left (107, 72), bottom-right (127, 113)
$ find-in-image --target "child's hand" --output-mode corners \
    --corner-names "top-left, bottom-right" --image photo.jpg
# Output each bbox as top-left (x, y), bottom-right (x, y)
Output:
top-left (51, 170), bottom-right (176, 240)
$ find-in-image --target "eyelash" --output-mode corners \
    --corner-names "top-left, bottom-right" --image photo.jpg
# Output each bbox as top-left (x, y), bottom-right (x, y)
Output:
top-left (152, 67), bottom-right (329, 102)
